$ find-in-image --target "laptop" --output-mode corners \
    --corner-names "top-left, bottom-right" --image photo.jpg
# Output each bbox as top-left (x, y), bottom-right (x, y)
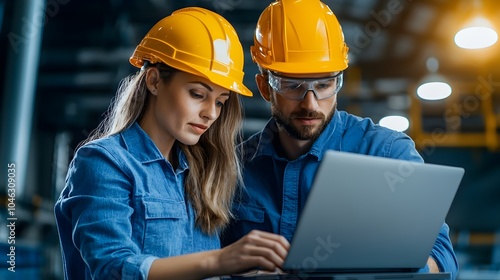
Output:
top-left (228, 150), bottom-right (464, 280)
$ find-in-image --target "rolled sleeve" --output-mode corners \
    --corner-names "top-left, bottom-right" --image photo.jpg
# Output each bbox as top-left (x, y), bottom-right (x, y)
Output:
top-left (123, 255), bottom-right (158, 279)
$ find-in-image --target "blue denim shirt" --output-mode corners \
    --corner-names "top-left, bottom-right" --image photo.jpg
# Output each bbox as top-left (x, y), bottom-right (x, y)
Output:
top-left (54, 122), bottom-right (220, 280)
top-left (221, 110), bottom-right (458, 279)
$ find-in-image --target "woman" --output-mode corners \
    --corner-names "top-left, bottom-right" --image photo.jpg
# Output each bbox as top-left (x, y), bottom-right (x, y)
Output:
top-left (54, 7), bottom-right (289, 280)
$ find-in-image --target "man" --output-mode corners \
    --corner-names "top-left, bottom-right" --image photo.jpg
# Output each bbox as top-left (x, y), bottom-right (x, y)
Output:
top-left (221, 0), bottom-right (458, 278)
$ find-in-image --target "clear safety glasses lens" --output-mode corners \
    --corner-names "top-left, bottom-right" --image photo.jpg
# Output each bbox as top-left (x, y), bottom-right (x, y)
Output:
top-left (268, 71), bottom-right (343, 101)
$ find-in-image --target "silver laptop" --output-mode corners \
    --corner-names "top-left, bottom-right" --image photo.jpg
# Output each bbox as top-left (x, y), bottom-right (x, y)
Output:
top-left (230, 150), bottom-right (464, 280)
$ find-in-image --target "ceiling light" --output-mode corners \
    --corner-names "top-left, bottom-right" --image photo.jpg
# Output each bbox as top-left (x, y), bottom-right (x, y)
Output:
top-left (454, 17), bottom-right (498, 49)
top-left (417, 60), bottom-right (452, 101)
top-left (417, 81), bottom-right (452, 101)
top-left (379, 116), bottom-right (409, 132)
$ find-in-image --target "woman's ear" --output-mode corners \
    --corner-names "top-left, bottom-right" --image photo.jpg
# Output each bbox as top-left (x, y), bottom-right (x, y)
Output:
top-left (255, 73), bottom-right (271, 102)
top-left (145, 67), bottom-right (160, 95)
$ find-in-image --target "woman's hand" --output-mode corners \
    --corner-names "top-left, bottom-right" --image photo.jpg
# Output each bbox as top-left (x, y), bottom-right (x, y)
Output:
top-left (210, 230), bottom-right (290, 276)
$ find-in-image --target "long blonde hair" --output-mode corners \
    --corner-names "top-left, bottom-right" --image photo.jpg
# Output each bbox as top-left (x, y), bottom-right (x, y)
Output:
top-left (84, 63), bottom-right (243, 234)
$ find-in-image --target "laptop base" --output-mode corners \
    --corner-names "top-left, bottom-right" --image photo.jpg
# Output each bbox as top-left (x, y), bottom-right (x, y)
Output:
top-left (225, 272), bottom-right (451, 280)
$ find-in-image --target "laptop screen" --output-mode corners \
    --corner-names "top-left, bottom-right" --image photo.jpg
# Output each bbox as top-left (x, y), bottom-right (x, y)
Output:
top-left (283, 151), bottom-right (464, 274)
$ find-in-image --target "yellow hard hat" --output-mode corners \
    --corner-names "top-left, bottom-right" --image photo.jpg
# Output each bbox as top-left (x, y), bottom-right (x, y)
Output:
top-left (251, 0), bottom-right (349, 74)
top-left (130, 7), bottom-right (252, 96)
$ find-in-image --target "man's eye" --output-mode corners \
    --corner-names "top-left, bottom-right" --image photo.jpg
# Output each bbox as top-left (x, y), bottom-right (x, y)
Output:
top-left (316, 83), bottom-right (330, 89)
top-left (282, 83), bottom-right (301, 90)
top-left (316, 81), bottom-right (335, 89)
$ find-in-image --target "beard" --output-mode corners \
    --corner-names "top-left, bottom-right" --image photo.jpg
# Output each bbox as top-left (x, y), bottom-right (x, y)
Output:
top-left (271, 102), bottom-right (336, 141)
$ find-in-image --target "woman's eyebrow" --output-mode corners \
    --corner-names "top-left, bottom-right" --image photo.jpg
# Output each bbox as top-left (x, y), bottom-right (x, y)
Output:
top-left (190, 81), bottom-right (231, 96)
top-left (189, 81), bottom-right (213, 91)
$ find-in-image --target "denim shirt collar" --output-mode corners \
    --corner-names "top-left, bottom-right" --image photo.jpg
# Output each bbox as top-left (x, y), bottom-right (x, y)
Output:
top-left (249, 109), bottom-right (345, 162)
top-left (120, 122), bottom-right (189, 170)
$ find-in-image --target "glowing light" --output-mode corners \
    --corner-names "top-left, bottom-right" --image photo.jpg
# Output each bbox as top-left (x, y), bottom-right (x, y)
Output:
top-left (379, 116), bottom-right (409, 132)
top-left (417, 82), bottom-right (452, 100)
top-left (454, 17), bottom-right (498, 49)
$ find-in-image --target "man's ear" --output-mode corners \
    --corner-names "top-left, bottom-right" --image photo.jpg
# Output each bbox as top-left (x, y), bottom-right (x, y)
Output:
top-left (255, 73), bottom-right (271, 102)
top-left (145, 67), bottom-right (160, 95)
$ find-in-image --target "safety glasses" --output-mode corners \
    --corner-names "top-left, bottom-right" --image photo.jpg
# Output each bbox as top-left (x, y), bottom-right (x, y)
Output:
top-left (267, 71), bottom-right (343, 101)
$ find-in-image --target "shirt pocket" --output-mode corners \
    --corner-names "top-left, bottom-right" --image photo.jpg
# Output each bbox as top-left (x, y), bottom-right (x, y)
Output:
top-left (142, 198), bottom-right (188, 255)
top-left (233, 203), bottom-right (265, 223)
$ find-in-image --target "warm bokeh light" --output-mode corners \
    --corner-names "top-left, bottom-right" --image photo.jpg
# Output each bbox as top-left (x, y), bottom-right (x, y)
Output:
top-left (379, 115), bottom-right (409, 132)
top-left (454, 17), bottom-right (498, 49)
top-left (417, 82), bottom-right (452, 100)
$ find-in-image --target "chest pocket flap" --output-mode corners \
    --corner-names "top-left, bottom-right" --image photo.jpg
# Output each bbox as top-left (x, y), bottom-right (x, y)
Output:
top-left (233, 203), bottom-right (265, 223)
top-left (143, 198), bottom-right (187, 220)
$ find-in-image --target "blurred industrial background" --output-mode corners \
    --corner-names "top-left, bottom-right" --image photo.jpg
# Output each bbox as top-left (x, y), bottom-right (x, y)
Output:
top-left (0, 0), bottom-right (499, 279)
